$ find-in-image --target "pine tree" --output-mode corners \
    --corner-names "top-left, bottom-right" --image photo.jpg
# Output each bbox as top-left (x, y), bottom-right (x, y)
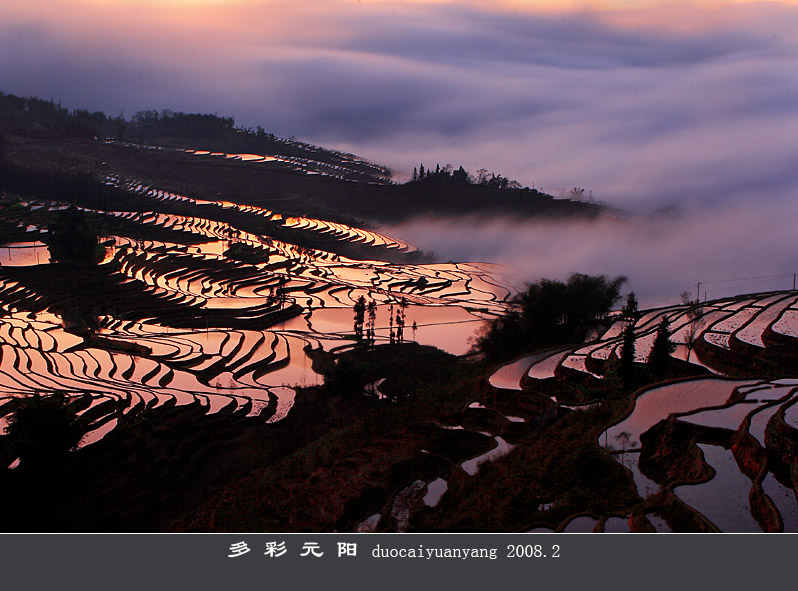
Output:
top-left (412, 167), bottom-right (418, 182)
top-left (366, 298), bottom-right (377, 345)
top-left (277, 275), bottom-right (288, 309)
top-left (620, 322), bottom-right (637, 386)
top-left (622, 291), bottom-right (640, 323)
top-left (396, 297), bottom-right (408, 342)
top-left (353, 295), bottom-right (366, 342)
top-left (618, 290), bottom-right (640, 386)
top-left (453, 166), bottom-right (469, 183)
top-left (649, 317), bottom-right (675, 377)
top-left (389, 301), bottom-right (395, 344)
top-left (419, 164), bottom-right (426, 179)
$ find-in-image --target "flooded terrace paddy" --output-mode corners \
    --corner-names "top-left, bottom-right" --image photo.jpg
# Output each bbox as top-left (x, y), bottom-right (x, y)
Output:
top-left (598, 375), bottom-right (798, 531)
top-left (673, 444), bottom-right (762, 532)
top-left (0, 191), bottom-right (512, 449)
top-left (601, 378), bottom-right (750, 452)
top-left (0, 243), bottom-right (50, 267)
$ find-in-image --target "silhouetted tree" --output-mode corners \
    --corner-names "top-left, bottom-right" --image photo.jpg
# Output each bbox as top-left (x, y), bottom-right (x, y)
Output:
top-left (366, 298), bottom-right (377, 345)
top-left (476, 273), bottom-right (626, 360)
top-left (620, 322), bottom-right (637, 386)
top-left (649, 317), bottom-right (675, 376)
top-left (389, 300), bottom-right (395, 343)
top-left (619, 292), bottom-right (639, 386)
top-left (45, 207), bottom-right (100, 263)
top-left (4, 392), bottom-right (84, 470)
top-left (277, 275), bottom-right (289, 309)
top-left (622, 292), bottom-right (640, 323)
top-left (353, 295), bottom-right (366, 342)
top-left (452, 166), bottom-right (469, 183)
top-left (680, 291), bottom-right (703, 362)
top-left (396, 297), bottom-right (408, 342)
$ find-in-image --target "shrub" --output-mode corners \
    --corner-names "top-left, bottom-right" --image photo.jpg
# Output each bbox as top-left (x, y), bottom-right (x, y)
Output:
top-left (45, 207), bottom-right (100, 263)
top-left (4, 392), bottom-right (84, 469)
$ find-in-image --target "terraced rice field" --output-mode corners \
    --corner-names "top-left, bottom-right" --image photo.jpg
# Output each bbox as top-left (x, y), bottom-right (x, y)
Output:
top-left (460, 436), bottom-right (514, 475)
top-left (0, 175), bottom-right (512, 450)
top-left (673, 444), bottom-right (763, 532)
top-left (486, 287), bottom-right (798, 532)
top-left (599, 379), bottom-right (798, 531)
top-left (180, 143), bottom-right (392, 184)
top-left (490, 290), bottom-right (798, 385)
top-left (4, 147), bottom-right (798, 532)
top-left (103, 138), bottom-right (392, 185)
top-left (488, 350), bottom-right (559, 390)
top-left (602, 378), bottom-right (749, 452)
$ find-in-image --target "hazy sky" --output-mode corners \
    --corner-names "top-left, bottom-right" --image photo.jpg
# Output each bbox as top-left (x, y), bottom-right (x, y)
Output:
top-left (2, 0), bottom-right (796, 211)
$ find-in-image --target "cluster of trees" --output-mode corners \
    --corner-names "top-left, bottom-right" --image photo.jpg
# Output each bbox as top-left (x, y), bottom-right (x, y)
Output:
top-left (568, 187), bottom-right (595, 202)
top-left (353, 295), bottom-right (415, 345)
top-left (0, 91), bottom-right (390, 179)
top-left (620, 290), bottom-right (703, 386)
top-left (129, 109), bottom-right (235, 141)
top-left (44, 206), bottom-right (102, 263)
top-left (264, 275), bottom-right (290, 310)
top-left (0, 92), bottom-right (253, 144)
top-left (478, 273), bottom-right (681, 386)
top-left (410, 163), bottom-right (525, 190)
top-left (476, 273), bottom-right (627, 361)
top-left (353, 295), bottom-right (377, 344)
top-left (0, 92), bottom-right (109, 138)
top-left (411, 163), bottom-right (469, 184)
top-left (616, 292), bottom-right (675, 387)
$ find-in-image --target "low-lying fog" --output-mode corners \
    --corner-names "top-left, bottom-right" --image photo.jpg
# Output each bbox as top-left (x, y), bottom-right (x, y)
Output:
top-left (388, 200), bottom-right (798, 308)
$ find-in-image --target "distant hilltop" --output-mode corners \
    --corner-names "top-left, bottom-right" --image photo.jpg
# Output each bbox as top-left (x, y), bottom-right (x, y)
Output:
top-left (1, 90), bottom-right (611, 225)
top-left (0, 91), bottom-right (392, 183)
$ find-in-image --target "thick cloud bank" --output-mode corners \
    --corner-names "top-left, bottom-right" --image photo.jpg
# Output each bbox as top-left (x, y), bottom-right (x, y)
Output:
top-left (387, 200), bottom-right (798, 307)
